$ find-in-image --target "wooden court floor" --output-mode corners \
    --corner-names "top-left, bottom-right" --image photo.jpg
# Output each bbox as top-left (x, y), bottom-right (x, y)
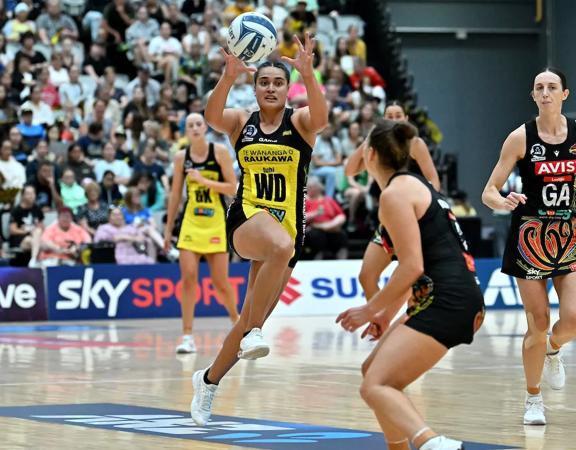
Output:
top-left (0, 311), bottom-right (574, 450)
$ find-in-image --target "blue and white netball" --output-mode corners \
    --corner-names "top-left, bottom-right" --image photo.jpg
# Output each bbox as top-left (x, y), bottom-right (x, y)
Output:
top-left (227, 12), bottom-right (278, 64)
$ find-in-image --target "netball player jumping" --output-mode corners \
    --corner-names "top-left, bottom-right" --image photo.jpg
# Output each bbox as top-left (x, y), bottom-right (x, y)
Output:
top-left (190, 33), bottom-right (328, 425)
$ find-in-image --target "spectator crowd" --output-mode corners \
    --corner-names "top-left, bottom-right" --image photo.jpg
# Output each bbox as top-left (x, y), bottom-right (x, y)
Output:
top-left (0, 0), bottom-right (465, 267)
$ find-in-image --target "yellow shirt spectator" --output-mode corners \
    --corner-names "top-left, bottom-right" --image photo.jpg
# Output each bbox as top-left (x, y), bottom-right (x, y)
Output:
top-left (348, 38), bottom-right (367, 62)
top-left (223, 1), bottom-right (256, 27)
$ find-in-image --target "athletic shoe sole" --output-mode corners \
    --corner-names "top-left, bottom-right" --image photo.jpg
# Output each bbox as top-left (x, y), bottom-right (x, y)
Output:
top-left (176, 347), bottom-right (196, 354)
top-left (523, 418), bottom-right (546, 426)
top-left (237, 345), bottom-right (270, 360)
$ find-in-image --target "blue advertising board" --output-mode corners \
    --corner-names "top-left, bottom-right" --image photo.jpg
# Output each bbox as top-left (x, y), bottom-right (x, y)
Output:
top-left (0, 258), bottom-right (560, 322)
top-left (45, 263), bottom-right (249, 320)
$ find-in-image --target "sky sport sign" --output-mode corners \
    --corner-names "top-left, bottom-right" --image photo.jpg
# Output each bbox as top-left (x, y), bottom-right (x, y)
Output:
top-left (0, 403), bottom-right (518, 449)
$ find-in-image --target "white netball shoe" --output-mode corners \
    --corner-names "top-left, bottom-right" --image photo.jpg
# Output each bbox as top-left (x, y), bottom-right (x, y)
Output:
top-left (543, 351), bottom-right (565, 390)
top-left (420, 435), bottom-right (464, 450)
top-left (176, 335), bottom-right (196, 354)
top-left (191, 369), bottom-right (217, 426)
top-left (237, 328), bottom-right (270, 360)
top-left (523, 394), bottom-right (546, 425)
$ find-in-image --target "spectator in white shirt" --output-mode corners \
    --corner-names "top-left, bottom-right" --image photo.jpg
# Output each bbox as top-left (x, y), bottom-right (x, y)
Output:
top-left (256, 0), bottom-right (289, 29)
top-left (182, 18), bottom-right (211, 56)
top-left (148, 22), bottom-right (182, 83)
top-left (126, 6), bottom-right (159, 67)
top-left (59, 65), bottom-right (85, 109)
top-left (48, 52), bottom-right (70, 88)
top-left (94, 142), bottom-right (131, 184)
top-left (20, 86), bottom-right (55, 126)
top-left (311, 121), bottom-right (344, 198)
top-left (226, 72), bottom-right (257, 111)
top-left (0, 139), bottom-right (26, 193)
top-left (126, 66), bottom-right (161, 108)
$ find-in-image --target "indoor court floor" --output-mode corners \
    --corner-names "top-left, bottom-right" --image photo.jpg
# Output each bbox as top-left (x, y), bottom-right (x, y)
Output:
top-left (0, 311), bottom-right (574, 450)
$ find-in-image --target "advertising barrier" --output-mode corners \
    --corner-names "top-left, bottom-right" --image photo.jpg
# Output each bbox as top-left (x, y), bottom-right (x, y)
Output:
top-left (45, 264), bottom-right (249, 320)
top-left (272, 258), bottom-right (559, 317)
top-left (0, 258), bottom-right (562, 322)
top-left (0, 268), bottom-right (47, 322)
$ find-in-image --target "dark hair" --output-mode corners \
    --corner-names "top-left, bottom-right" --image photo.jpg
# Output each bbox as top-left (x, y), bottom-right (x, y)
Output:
top-left (20, 31), bottom-right (35, 44)
top-left (369, 119), bottom-right (417, 171)
top-left (38, 160), bottom-right (53, 170)
top-left (254, 61), bottom-right (290, 86)
top-left (538, 67), bottom-right (568, 90)
top-left (88, 122), bottom-right (103, 135)
top-left (129, 171), bottom-right (157, 207)
top-left (384, 100), bottom-right (406, 114)
top-left (67, 142), bottom-right (82, 153)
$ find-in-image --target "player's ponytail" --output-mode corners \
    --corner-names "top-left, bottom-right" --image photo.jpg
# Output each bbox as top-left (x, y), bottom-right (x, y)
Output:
top-left (369, 119), bottom-right (417, 171)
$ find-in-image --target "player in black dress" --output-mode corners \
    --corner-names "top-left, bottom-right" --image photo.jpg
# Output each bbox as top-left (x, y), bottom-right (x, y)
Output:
top-left (338, 119), bottom-right (484, 450)
top-left (483, 68), bottom-right (576, 425)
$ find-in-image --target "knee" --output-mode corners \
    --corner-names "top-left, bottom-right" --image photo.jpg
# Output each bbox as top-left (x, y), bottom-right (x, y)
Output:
top-left (359, 380), bottom-right (386, 407)
top-left (526, 309), bottom-right (550, 335)
top-left (268, 236), bottom-right (293, 262)
top-left (212, 277), bottom-right (232, 293)
top-left (359, 267), bottom-right (377, 291)
top-left (181, 270), bottom-right (199, 285)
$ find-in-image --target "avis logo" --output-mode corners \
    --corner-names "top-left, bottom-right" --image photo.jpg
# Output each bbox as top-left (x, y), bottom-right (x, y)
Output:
top-left (279, 277), bottom-right (302, 305)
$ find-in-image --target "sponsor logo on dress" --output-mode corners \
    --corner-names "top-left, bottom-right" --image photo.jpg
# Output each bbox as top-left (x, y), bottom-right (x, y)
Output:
top-left (530, 143), bottom-right (546, 162)
top-left (210, 237), bottom-right (221, 244)
top-left (282, 130), bottom-right (292, 136)
top-left (535, 160), bottom-right (576, 175)
top-left (569, 143), bottom-right (576, 155)
top-left (241, 125), bottom-right (258, 142)
top-left (259, 137), bottom-right (278, 143)
top-left (554, 150), bottom-right (560, 157)
top-left (570, 263), bottom-right (576, 272)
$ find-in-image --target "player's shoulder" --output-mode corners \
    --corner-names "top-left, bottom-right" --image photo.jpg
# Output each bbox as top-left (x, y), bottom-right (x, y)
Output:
top-left (173, 149), bottom-right (186, 162)
top-left (503, 124), bottom-right (527, 153)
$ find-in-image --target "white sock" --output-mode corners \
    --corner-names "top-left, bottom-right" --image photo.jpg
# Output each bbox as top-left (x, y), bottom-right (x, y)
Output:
top-left (420, 436), bottom-right (442, 450)
top-left (526, 392), bottom-right (542, 400)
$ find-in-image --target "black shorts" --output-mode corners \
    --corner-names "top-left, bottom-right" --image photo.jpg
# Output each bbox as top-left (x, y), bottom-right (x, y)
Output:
top-left (226, 201), bottom-right (303, 268)
top-left (404, 275), bottom-right (485, 349)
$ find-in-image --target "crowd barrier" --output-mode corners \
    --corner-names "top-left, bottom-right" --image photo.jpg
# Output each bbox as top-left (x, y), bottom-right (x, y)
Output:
top-left (0, 259), bottom-right (560, 322)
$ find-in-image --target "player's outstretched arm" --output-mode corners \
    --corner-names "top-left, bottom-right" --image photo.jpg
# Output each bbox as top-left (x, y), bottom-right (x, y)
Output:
top-left (284, 33), bottom-right (329, 134)
top-left (205, 49), bottom-right (255, 139)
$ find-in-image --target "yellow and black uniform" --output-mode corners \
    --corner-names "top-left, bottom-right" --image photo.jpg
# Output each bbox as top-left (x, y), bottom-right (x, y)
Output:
top-left (227, 108), bottom-right (312, 267)
top-left (177, 143), bottom-right (228, 253)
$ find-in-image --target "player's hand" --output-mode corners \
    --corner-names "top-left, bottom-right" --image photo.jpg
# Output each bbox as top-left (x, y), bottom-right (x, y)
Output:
top-left (360, 311), bottom-right (392, 341)
top-left (219, 47), bottom-right (256, 80)
top-left (186, 168), bottom-right (205, 184)
top-left (281, 32), bottom-right (315, 79)
top-left (502, 192), bottom-right (527, 211)
top-left (163, 234), bottom-right (172, 253)
top-left (336, 304), bottom-right (374, 332)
